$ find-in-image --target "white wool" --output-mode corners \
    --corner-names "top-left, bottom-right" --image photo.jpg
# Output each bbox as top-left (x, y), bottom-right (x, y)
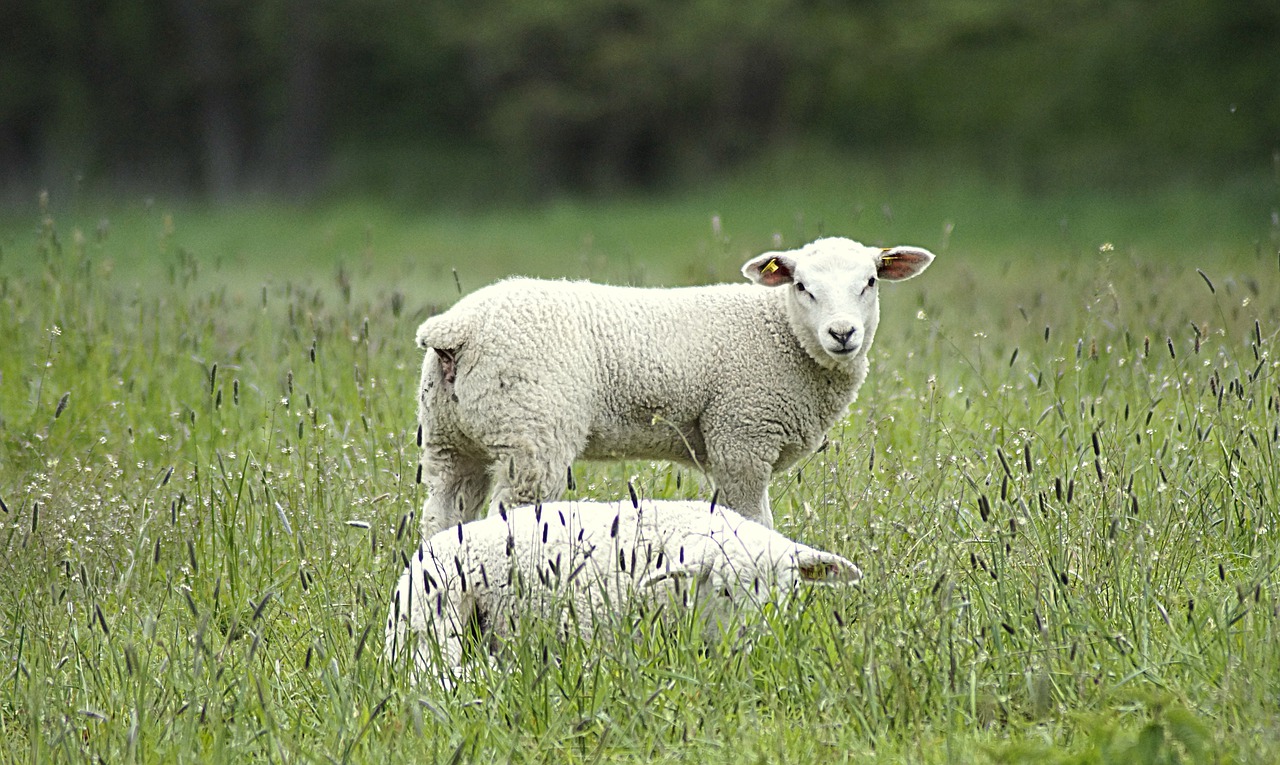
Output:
top-left (384, 499), bottom-right (861, 686)
top-left (414, 236), bottom-right (934, 534)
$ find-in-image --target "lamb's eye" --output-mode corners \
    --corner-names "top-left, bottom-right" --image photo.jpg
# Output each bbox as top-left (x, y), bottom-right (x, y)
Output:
top-left (867, 277), bottom-right (877, 288)
top-left (795, 282), bottom-right (806, 293)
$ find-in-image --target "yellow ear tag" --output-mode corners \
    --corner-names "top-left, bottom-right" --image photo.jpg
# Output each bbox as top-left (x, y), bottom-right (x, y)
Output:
top-left (799, 562), bottom-right (834, 581)
top-left (762, 259), bottom-right (780, 275)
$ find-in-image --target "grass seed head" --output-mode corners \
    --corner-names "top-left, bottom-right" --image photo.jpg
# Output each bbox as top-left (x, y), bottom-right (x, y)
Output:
top-left (1196, 268), bottom-right (1215, 293)
top-left (252, 591), bottom-right (273, 621)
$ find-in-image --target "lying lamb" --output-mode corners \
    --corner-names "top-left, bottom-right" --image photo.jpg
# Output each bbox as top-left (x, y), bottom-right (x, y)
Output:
top-left (385, 498), bottom-right (861, 686)
top-left (415, 236), bottom-right (934, 535)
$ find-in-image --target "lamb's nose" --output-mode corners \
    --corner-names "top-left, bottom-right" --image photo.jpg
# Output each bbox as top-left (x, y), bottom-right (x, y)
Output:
top-left (828, 327), bottom-right (856, 346)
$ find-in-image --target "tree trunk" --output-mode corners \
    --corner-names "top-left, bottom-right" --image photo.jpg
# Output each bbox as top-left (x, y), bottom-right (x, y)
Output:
top-left (172, 0), bottom-right (243, 200)
top-left (278, 0), bottom-right (326, 196)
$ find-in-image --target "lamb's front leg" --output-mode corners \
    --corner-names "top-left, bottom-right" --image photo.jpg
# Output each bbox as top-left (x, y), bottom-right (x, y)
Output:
top-left (706, 446), bottom-right (776, 528)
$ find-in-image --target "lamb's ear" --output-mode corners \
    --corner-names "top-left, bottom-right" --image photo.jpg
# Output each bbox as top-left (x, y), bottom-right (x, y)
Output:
top-left (795, 546), bottom-right (863, 585)
top-left (877, 246), bottom-right (935, 281)
top-left (742, 252), bottom-right (797, 287)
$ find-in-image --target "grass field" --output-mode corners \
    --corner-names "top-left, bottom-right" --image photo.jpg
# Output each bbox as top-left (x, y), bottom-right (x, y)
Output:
top-left (2, 159), bottom-right (1280, 762)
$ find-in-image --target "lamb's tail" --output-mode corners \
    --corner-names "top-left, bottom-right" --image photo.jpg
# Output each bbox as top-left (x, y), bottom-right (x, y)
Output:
top-left (415, 313), bottom-right (471, 351)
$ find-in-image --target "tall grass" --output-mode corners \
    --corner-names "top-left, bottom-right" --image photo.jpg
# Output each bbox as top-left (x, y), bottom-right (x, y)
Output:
top-left (1, 179), bottom-right (1279, 762)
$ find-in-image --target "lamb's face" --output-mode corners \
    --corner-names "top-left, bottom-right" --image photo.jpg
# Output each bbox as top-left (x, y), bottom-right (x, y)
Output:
top-left (790, 240), bottom-right (882, 363)
top-left (742, 237), bottom-right (935, 369)
top-left (670, 533), bottom-right (863, 641)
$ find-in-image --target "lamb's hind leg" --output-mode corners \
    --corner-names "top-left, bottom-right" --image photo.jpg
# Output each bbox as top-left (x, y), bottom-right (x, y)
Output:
top-left (488, 440), bottom-right (578, 515)
top-left (420, 452), bottom-right (492, 539)
top-left (417, 346), bottom-right (492, 539)
top-left (389, 554), bottom-right (474, 688)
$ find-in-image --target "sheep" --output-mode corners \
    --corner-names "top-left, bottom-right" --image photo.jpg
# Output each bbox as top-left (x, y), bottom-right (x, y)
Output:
top-left (384, 498), bottom-right (861, 686)
top-left (414, 236), bottom-right (934, 535)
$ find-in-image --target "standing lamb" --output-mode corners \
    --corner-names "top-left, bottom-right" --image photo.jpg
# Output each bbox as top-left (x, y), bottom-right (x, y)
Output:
top-left (415, 236), bottom-right (934, 536)
top-left (385, 498), bottom-right (862, 686)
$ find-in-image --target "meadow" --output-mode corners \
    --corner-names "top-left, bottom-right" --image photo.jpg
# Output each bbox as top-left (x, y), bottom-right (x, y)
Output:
top-left (1, 158), bottom-right (1279, 762)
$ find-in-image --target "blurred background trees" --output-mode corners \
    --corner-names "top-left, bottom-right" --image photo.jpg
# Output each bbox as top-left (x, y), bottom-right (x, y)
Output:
top-left (1, 0), bottom-right (1277, 203)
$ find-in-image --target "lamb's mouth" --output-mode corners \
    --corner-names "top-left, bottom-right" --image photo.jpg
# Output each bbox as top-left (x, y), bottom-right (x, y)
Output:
top-left (829, 345), bottom-right (859, 356)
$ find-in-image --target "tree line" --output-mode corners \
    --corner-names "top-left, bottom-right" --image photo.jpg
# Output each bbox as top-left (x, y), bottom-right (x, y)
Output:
top-left (2, 0), bottom-right (1277, 200)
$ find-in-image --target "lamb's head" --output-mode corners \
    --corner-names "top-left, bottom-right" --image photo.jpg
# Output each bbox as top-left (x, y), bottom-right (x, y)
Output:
top-left (743, 237), bottom-right (934, 371)
top-left (641, 520), bottom-right (861, 640)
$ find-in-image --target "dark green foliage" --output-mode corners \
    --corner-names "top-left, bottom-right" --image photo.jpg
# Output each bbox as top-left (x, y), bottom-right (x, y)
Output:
top-left (1, 0), bottom-right (1277, 198)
